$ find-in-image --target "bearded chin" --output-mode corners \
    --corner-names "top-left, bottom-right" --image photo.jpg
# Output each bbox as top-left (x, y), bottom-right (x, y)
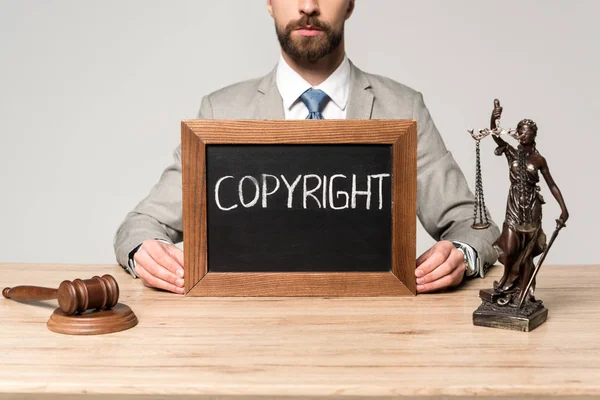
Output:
top-left (276, 24), bottom-right (343, 63)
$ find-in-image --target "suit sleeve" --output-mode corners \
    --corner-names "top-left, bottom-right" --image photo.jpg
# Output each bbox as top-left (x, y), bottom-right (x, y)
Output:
top-left (413, 92), bottom-right (500, 268)
top-left (113, 96), bottom-right (214, 268)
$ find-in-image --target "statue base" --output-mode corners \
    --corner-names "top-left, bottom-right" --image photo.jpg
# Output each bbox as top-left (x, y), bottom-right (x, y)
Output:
top-left (473, 289), bottom-right (548, 332)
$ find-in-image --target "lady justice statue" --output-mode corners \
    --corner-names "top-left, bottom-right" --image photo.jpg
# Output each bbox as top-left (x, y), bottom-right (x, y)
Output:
top-left (469, 99), bottom-right (569, 332)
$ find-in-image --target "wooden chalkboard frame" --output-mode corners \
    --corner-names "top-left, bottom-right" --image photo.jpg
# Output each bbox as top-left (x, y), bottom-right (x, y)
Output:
top-left (181, 120), bottom-right (417, 296)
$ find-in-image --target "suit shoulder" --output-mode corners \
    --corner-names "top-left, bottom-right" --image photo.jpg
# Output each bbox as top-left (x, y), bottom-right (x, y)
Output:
top-left (200, 75), bottom-right (271, 118)
top-left (363, 71), bottom-right (420, 102)
top-left (207, 77), bottom-right (262, 103)
top-left (359, 70), bottom-right (422, 118)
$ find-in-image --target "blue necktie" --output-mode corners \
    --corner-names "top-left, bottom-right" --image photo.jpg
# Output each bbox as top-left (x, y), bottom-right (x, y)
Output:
top-left (300, 88), bottom-right (330, 119)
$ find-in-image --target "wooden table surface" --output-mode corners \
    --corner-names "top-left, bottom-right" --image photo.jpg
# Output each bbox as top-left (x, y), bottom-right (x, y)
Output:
top-left (1, 263), bottom-right (599, 399)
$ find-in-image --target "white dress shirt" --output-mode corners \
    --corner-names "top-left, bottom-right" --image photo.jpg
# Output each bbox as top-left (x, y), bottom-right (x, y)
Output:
top-left (276, 54), bottom-right (350, 120)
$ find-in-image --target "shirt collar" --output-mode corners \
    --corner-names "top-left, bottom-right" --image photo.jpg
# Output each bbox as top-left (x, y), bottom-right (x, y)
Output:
top-left (275, 54), bottom-right (350, 112)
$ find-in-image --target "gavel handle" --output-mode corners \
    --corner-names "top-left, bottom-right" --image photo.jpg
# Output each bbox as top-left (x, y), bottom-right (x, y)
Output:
top-left (2, 286), bottom-right (58, 301)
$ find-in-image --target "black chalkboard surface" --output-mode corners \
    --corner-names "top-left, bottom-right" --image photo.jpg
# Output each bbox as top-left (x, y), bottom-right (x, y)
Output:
top-left (206, 144), bottom-right (392, 272)
top-left (181, 120), bottom-right (417, 297)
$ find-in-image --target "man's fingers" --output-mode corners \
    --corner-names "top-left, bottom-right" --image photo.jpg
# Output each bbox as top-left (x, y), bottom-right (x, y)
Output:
top-left (415, 242), bottom-right (453, 278)
top-left (417, 249), bottom-right (464, 285)
top-left (166, 245), bottom-right (185, 270)
top-left (135, 250), bottom-right (184, 289)
top-left (134, 262), bottom-right (184, 294)
top-left (417, 261), bottom-right (466, 294)
top-left (415, 250), bottom-right (445, 278)
top-left (416, 246), bottom-right (433, 266)
top-left (145, 243), bottom-right (184, 278)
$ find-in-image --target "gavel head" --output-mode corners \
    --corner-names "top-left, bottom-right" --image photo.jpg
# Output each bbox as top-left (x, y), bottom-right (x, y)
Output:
top-left (57, 275), bottom-right (119, 315)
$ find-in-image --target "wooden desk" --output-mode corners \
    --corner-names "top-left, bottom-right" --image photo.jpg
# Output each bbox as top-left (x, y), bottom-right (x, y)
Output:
top-left (1, 263), bottom-right (599, 399)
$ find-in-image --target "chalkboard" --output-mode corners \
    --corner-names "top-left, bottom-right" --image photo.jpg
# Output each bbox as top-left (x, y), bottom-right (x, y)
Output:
top-left (181, 120), bottom-right (417, 297)
top-left (206, 144), bottom-right (392, 272)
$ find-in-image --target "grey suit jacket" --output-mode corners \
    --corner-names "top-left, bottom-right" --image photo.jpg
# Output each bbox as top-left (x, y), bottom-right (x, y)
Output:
top-left (114, 60), bottom-right (500, 271)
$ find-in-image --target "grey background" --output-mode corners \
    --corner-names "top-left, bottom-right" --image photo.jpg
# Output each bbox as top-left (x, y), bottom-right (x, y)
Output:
top-left (0, 0), bottom-right (597, 265)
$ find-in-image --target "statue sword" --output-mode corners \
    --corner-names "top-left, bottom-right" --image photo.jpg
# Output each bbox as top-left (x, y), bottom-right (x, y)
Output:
top-left (518, 219), bottom-right (566, 309)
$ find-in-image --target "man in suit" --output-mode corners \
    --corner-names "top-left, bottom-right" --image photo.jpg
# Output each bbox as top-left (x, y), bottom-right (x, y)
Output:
top-left (114, 0), bottom-right (500, 294)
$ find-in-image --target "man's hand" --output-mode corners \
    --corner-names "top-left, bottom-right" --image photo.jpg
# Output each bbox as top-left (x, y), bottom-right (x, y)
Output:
top-left (415, 241), bottom-right (466, 293)
top-left (134, 240), bottom-right (185, 294)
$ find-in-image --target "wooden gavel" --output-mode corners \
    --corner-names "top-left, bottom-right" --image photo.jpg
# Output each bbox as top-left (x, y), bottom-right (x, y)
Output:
top-left (3, 275), bottom-right (119, 316)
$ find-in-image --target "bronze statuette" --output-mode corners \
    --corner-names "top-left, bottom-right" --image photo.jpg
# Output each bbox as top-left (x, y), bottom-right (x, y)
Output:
top-left (468, 99), bottom-right (569, 332)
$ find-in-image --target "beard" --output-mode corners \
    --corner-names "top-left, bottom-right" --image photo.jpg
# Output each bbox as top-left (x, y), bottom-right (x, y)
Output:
top-left (275, 15), bottom-right (343, 63)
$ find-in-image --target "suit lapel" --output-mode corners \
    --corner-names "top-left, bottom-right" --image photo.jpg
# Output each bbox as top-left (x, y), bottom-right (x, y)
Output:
top-left (346, 61), bottom-right (374, 120)
top-left (253, 68), bottom-right (285, 119)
